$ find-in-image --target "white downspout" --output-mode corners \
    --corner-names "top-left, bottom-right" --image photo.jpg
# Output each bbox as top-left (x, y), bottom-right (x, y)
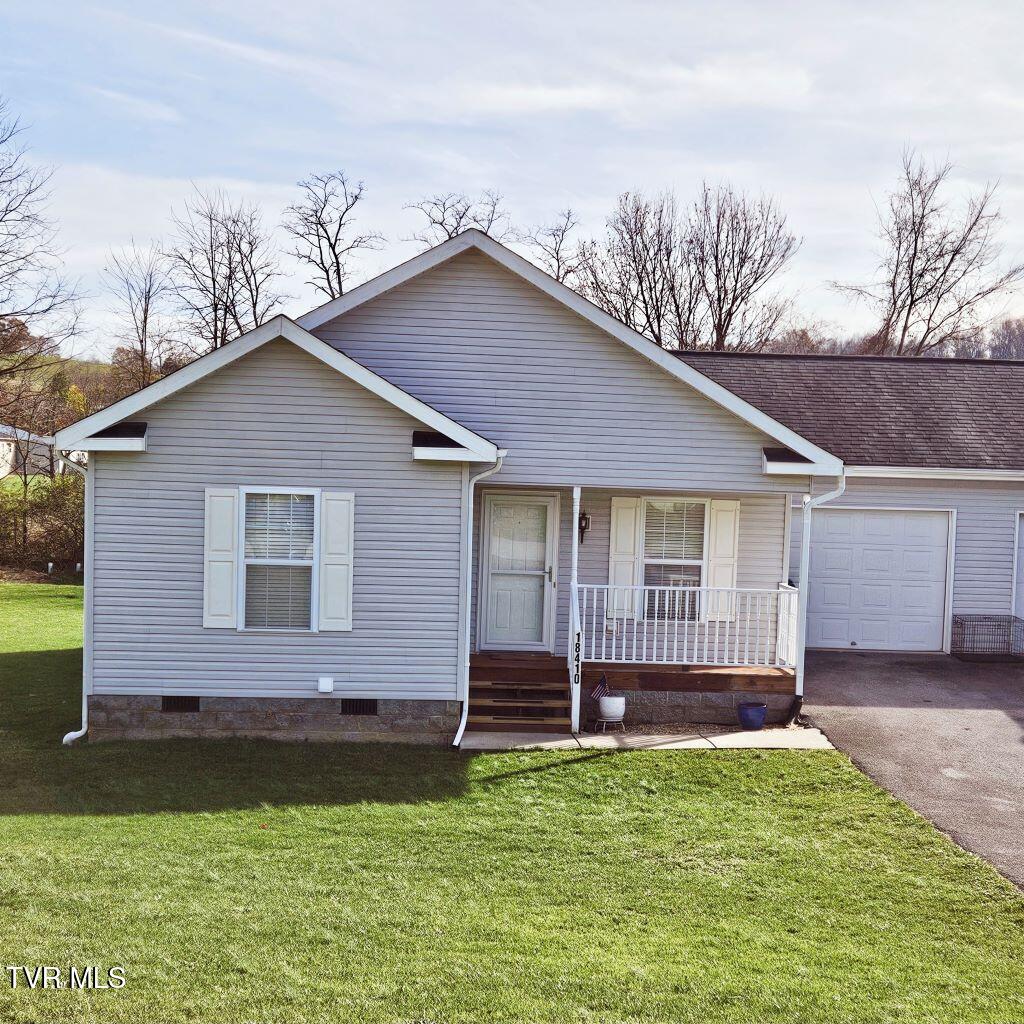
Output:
top-left (59, 451), bottom-right (91, 745)
top-left (795, 472), bottom-right (846, 696)
top-left (453, 449), bottom-right (507, 747)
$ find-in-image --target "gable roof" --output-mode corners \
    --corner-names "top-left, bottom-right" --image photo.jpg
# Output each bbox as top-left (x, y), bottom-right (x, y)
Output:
top-left (298, 230), bottom-right (843, 474)
top-left (681, 350), bottom-right (1024, 473)
top-left (54, 315), bottom-right (498, 460)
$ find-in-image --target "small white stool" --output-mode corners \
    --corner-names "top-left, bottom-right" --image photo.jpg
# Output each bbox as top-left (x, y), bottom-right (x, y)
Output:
top-left (594, 718), bottom-right (625, 734)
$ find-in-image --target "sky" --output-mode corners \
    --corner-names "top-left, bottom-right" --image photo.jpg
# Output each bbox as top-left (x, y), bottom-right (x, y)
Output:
top-left (4, 0), bottom-right (1024, 358)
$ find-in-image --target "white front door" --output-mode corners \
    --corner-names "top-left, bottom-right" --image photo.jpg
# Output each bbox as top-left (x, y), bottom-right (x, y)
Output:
top-left (481, 494), bottom-right (558, 651)
top-left (807, 508), bottom-right (950, 652)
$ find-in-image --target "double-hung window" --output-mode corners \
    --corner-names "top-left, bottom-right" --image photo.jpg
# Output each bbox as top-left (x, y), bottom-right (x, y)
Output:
top-left (242, 490), bottom-right (318, 630)
top-left (642, 498), bottom-right (707, 620)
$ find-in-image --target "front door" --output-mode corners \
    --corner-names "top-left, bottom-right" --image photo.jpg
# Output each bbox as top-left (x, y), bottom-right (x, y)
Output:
top-left (481, 494), bottom-right (558, 651)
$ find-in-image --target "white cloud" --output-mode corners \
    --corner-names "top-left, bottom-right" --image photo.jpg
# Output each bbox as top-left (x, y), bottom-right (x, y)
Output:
top-left (84, 86), bottom-right (182, 124)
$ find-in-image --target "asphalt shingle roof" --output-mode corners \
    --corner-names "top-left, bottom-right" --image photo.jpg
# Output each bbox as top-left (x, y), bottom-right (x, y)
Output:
top-left (678, 351), bottom-right (1024, 470)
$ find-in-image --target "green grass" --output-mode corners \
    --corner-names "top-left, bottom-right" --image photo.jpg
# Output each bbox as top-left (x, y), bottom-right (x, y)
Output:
top-left (2, 582), bottom-right (1023, 1023)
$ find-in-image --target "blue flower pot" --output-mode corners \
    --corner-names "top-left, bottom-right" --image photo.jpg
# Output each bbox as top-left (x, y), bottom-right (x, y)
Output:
top-left (737, 701), bottom-right (768, 730)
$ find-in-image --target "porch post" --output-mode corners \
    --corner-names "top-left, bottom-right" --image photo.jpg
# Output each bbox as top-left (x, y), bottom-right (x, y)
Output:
top-left (795, 493), bottom-right (812, 697)
top-left (795, 474), bottom-right (846, 698)
top-left (569, 486), bottom-right (582, 732)
top-left (570, 486), bottom-right (581, 588)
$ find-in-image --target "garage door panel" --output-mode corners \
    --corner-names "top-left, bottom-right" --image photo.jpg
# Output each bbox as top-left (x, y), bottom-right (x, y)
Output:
top-left (900, 582), bottom-right (945, 614)
top-left (816, 546), bottom-right (854, 574)
top-left (861, 547), bottom-right (895, 574)
top-left (902, 548), bottom-right (943, 576)
top-left (810, 616), bottom-right (851, 645)
top-left (817, 581), bottom-right (852, 608)
top-left (808, 509), bottom-right (948, 652)
top-left (861, 583), bottom-right (894, 610)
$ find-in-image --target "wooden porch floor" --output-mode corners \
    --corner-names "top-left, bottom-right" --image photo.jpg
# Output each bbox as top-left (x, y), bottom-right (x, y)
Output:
top-left (467, 653), bottom-right (796, 734)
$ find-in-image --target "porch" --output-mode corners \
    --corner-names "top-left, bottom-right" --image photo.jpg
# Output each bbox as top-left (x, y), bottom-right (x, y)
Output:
top-left (468, 484), bottom-right (801, 734)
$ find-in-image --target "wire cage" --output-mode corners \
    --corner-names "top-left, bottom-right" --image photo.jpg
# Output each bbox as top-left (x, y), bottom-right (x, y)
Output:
top-left (950, 614), bottom-right (1024, 660)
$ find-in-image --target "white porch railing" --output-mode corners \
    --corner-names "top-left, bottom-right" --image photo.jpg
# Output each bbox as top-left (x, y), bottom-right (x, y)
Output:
top-left (575, 584), bottom-right (799, 668)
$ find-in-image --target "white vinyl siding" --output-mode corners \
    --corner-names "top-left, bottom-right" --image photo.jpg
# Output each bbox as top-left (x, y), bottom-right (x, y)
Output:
top-left (313, 250), bottom-right (809, 495)
top-left (91, 340), bottom-right (464, 700)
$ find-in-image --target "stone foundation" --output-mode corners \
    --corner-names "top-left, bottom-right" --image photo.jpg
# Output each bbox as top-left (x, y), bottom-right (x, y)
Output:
top-left (87, 695), bottom-right (461, 744)
top-left (582, 689), bottom-right (795, 728)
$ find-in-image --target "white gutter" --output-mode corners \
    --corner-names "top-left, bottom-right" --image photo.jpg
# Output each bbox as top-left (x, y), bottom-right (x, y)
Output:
top-left (60, 450), bottom-right (91, 745)
top-left (452, 449), bottom-right (507, 747)
top-left (794, 472), bottom-right (846, 697)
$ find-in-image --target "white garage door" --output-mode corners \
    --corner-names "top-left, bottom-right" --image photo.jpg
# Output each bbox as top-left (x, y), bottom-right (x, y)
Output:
top-left (808, 509), bottom-right (950, 652)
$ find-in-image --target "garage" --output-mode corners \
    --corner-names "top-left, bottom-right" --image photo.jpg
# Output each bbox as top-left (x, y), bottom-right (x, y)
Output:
top-left (807, 508), bottom-right (951, 652)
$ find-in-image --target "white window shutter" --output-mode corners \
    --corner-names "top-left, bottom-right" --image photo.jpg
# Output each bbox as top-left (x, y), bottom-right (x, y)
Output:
top-left (706, 499), bottom-right (740, 621)
top-left (319, 491), bottom-right (354, 631)
top-left (608, 496), bottom-right (642, 618)
top-left (203, 487), bottom-right (238, 628)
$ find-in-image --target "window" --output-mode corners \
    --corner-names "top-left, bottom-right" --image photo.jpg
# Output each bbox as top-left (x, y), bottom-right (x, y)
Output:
top-left (243, 491), bottom-right (316, 630)
top-left (642, 499), bottom-right (707, 620)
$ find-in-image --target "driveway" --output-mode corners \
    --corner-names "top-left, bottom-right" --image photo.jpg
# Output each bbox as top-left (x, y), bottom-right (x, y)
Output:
top-left (805, 651), bottom-right (1024, 887)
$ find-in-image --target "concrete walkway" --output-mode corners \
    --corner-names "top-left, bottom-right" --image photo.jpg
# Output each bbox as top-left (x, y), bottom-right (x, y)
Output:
top-left (805, 651), bottom-right (1024, 887)
top-left (460, 726), bottom-right (833, 751)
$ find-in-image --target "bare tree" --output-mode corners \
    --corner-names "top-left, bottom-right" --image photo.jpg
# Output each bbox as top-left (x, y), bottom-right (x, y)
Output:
top-left (988, 317), bottom-right (1024, 359)
top-left (520, 208), bottom-right (582, 284)
top-left (103, 244), bottom-right (176, 391)
top-left (165, 188), bottom-right (285, 354)
top-left (575, 185), bottom-right (796, 351)
top-left (283, 172), bottom-right (383, 299)
top-left (406, 189), bottom-right (512, 247)
top-left (576, 192), bottom-right (701, 347)
top-left (687, 183), bottom-right (800, 351)
top-left (0, 97), bottom-right (78, 345)
top-left (838, 153), bottom-right (1024, 356)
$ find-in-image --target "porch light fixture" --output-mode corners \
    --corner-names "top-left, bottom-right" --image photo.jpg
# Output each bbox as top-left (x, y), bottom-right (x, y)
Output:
top-left (578, 510), bottom-right (592, 544)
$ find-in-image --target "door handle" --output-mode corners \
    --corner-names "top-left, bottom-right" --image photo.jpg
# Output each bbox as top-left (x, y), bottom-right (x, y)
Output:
top-left (546, 566), bottom-right (555, 585)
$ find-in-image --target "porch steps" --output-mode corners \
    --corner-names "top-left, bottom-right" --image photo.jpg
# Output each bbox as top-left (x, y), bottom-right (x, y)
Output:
top-left (467, 652), bottom-right (572, 734)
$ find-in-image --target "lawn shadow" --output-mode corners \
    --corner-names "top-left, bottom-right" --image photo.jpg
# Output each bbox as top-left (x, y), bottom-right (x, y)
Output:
top-left (1, 648), bottom-right (471, 816)
top-left (3, 735), bottom-right (473, 816)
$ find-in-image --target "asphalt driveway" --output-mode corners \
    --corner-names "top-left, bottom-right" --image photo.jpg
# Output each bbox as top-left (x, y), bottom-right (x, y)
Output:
top-left (805, 651), bottom-right (1024, 887)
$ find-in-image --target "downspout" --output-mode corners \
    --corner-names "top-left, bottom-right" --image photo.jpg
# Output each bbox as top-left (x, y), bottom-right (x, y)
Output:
top-left (58, 451), bottom-right (90, 745)
top-left (791, 471), bottom-right (846, 722)
top-left (453, 449), bottom-right (507, 747)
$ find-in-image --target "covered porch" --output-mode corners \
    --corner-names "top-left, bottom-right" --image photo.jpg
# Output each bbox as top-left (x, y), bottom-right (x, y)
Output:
top-left (468, 483), bottom-right (803, 734)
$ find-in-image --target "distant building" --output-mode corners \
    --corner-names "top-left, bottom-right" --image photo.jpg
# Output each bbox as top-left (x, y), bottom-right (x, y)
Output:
top-left (0, 425), bottom-right (52, 479)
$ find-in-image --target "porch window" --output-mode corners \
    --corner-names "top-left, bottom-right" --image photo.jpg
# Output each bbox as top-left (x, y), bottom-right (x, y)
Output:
top-left (243, 491), bottom-right (316, 630)
top-left (642, 499), bottom-right (706, 620)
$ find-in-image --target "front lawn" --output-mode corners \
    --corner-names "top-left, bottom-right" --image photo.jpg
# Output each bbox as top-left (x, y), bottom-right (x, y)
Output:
top-left (2, 582), bottom-right (1023, 1023)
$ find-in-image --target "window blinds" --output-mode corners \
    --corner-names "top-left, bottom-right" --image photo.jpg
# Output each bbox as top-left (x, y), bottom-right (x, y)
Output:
top-left (643, 500), bottom-right (706, 561)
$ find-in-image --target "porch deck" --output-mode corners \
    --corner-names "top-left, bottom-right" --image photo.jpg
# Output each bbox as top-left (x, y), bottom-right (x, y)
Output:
top-left (467, 652), bottom-right (796, 735)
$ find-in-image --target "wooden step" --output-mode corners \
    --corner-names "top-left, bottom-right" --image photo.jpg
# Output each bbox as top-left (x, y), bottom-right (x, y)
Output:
top-left (466, 714), bottom-right (572, 733)
top-left (469, 678), bottom-right (569, 692)
top-left (470, 697), bottom-right (570, 708)
top-left (469, 666), bottom-right (569, 685)
top-left (471, 651), bottom-right (565, 666)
